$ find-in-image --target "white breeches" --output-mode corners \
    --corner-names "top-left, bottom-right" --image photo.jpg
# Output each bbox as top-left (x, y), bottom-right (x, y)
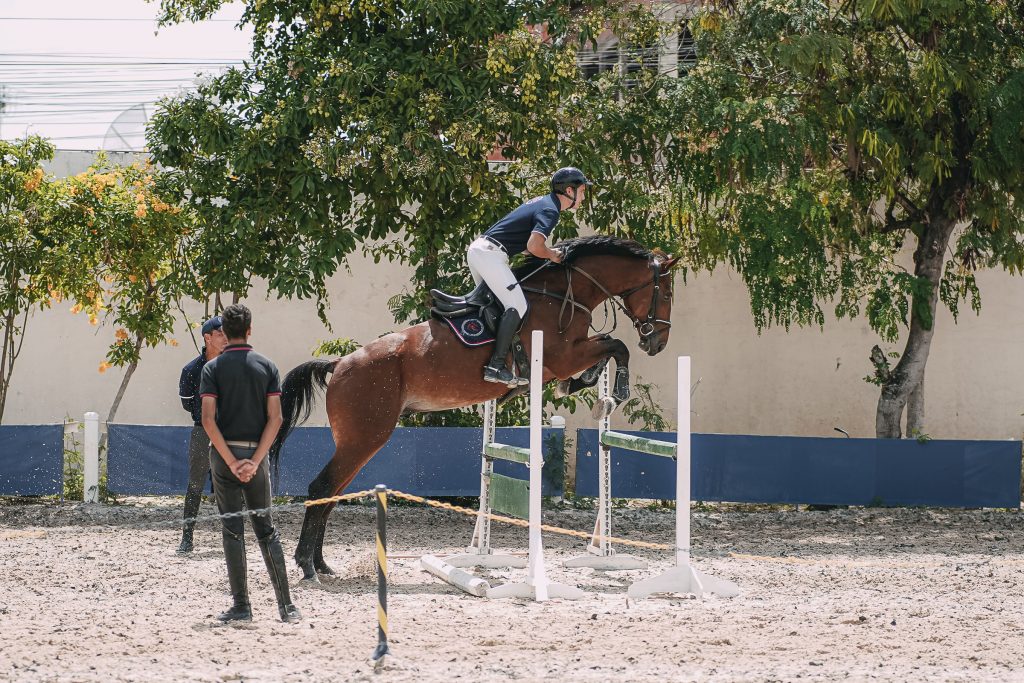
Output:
top-left (467, 237), bottom-right (528, 316)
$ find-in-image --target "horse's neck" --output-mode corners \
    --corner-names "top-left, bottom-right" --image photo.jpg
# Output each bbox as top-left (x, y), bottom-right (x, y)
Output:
top-left (538, 256), bottom-right (648, 310)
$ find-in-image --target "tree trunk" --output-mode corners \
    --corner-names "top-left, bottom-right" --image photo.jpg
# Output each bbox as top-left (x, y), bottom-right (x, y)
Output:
top-left (106, 333), bottom-right (144, 425)
top-left (875, 216), bottom-right (956, 438)
top-left (0, 307), bottom-right (29, 424)
top-left (905, 375), bottom-right (925, 437)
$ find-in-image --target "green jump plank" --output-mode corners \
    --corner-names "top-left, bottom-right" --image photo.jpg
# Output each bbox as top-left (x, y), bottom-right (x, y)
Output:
top-left (489, 473), bottom-right (530, 519)
top-left (601, 430), bottom-right (677, 459)
top-left (484, 442), bottom-right (531, 465)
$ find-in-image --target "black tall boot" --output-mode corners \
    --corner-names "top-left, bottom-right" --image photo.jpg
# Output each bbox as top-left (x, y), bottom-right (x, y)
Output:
top-left (484, 309), bottom-right (525, 387)
top-left (259, 532), bottom-right (301, 623)
top-left (176, 523), bottom-right (194, 554)
top-left (218, 529), bottom-right (251, 622)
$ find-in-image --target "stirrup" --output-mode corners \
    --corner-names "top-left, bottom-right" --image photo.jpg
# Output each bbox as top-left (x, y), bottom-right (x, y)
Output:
top-left (483, 365), bottom-right (517, 387)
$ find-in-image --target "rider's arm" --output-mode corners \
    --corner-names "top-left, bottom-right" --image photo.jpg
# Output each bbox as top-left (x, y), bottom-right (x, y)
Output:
top-left (527, 232), bottom-right (562, 263)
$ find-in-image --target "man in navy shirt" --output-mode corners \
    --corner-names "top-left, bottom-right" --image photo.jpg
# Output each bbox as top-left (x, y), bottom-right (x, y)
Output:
top-left (176, 315), bottom-right (226, 554)
top-left (470, 167), bottom-right (592, 386)
top-left (199, 304), bottom-right (300, 623)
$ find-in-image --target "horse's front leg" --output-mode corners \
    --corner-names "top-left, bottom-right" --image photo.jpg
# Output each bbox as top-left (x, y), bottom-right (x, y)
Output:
top-left (550, 334), bottom-right (631, 404)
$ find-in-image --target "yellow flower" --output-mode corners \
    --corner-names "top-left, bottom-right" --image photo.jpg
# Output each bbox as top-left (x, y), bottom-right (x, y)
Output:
top-left (135, 204), bottom-right (147, 218)
top-left (169, 339), bottom-right (179, 347)
top-left (23, 168), bottom-right (43, 193)
top-left (115, 328), bottom-right (129, 341)
top-left (70, 303), bottom-right (83, 314)
top-left (98, 361), bottom-right (112, 374)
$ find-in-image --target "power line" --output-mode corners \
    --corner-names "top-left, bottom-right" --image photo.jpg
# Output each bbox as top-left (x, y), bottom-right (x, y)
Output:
top-left (0, 16), bottom-right (240, 23)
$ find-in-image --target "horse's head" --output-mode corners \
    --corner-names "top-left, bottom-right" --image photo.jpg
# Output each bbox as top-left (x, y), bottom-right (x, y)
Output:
top-left (524, 236), bottom-right (683, 356)
top-left (620, 254), bottom-right (680, 356)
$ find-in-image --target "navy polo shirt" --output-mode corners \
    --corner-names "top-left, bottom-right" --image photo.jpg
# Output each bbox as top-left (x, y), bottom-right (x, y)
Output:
top-left (483, 193), bottom-right (561, 255)
top-left (179, 352), bottom-right (208, 425)
top-left (199, 343), bottom-right (282, 442)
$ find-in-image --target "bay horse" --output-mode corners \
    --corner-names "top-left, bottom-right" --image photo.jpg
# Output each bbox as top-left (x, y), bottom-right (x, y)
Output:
top-left (272, 236), bottom-right (679, 580)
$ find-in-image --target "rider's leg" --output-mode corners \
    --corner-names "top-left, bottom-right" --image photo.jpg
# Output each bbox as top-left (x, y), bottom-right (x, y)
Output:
top-left (467, 240), bottom-right (529, 386)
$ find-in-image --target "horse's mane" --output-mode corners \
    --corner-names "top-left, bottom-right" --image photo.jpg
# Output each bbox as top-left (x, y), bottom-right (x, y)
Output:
top-left (513, 235), bottom-right (654, 278)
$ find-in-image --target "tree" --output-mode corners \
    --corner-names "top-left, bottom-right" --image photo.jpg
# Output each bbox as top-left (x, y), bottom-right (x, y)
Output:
top-left (149, 0), bottom-right (673, 323)
top-left (148, 0), bottom-right (696, 325)
top-left (0, 137), bottom-right (59, 422)
top-left (48, 157), bottom-right (198, 425)
top-left (661, 1), bottom-right (1024, 437)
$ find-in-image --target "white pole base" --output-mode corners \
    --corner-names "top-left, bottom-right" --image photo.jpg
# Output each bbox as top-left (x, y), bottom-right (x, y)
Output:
top-left (486, 581), bottom-right (585, 601)
top-left (627, 563), bottom-right (740, 600)
top-left (564, 552), bottom-right (647, 570)
top-left (420, 555), bottom-right (491, 597)
top-left (444, 551), bottom-right (527, 569)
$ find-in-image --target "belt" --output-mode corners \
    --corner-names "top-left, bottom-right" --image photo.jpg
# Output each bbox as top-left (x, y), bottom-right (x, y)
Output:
top-left (482, 235), bottom-right (508, 253)
top-left (225, 440), bottom-right (259, 449)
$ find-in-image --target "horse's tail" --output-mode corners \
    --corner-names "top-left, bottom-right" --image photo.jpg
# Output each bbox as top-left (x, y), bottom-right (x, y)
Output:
top-left (270, 359), bottom-right (336, 476)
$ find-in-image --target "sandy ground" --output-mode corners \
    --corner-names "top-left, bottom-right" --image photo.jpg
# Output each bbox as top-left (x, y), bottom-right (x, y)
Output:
top-left (1, 497), bottom-right (1023, 683)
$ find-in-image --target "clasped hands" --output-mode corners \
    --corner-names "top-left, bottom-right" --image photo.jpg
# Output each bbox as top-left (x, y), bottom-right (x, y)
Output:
top-left (229, 458), bottom-right (259, 483)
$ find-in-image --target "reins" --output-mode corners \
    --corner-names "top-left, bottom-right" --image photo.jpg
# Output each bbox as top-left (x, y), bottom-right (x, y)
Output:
top-left (517, 257), bottom-right (673, 337)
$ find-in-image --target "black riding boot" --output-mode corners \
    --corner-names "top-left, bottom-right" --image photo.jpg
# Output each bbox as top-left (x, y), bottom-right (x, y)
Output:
top-left (176, 523), bottom-right (194, 554)
top-left (484, 309), bottom-right (525, 387)
top-left (218, 530), bottom-right (251, 622)
top-left (259, 532), bottom-right (302, 623)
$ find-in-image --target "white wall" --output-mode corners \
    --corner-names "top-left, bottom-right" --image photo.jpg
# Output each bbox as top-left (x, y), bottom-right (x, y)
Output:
top-left (9, 151), bottom-right (1023, 440)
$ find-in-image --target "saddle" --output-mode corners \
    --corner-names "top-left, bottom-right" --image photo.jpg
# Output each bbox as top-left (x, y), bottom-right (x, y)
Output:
top-left (429, 284), bottom-right (529, 380)
top-left (430, 283), bottom-right (501, 333)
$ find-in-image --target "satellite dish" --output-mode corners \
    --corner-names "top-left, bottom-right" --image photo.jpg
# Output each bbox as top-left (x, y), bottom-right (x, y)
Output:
top-left (103, 103), bottom-right (150, 152)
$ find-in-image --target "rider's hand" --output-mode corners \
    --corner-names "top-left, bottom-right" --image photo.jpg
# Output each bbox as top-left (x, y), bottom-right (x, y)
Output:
top-left (548, 247), bottom-right (563, 264)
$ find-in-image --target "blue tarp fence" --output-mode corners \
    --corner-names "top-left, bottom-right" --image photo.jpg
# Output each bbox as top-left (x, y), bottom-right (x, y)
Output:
top-left (576, 431), bottom-right (1022, 509)
top-left (5, 423), bottom-right (1020, 508)
top-left (105, 424), bottom-right (564, 498)
top-left (0, 424), bottom-right (63, 495)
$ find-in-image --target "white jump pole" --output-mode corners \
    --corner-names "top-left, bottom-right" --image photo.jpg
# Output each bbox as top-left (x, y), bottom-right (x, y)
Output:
top-left (485, 330), bottom-right (583, 601)
top-left (627, 357), bottom-right (739, 599)
top-left (83, 411), bottom-right (100, 503)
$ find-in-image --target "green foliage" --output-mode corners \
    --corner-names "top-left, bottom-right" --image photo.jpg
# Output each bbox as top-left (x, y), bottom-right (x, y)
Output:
top-left (659, 1), bottom-right (1024, 338)
top-left (0, 137), bottom-right (197, 422)
top-left (48, 157), bottom-right (198, 370)
top-left (649, 1), bottom-right (1024, 434)
top-left (311, 337), bottom-right (361, 358)
top-left (149, 0), bottom-right (612, 322)
top-left (149, 0), bottom-right (687, 324)
top-left (619, 375), bottom-right (669, 431)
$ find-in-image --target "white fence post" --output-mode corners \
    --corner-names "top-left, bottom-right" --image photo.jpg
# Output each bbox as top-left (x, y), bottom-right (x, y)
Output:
top-left (83, 412), bottom-right (100, 503)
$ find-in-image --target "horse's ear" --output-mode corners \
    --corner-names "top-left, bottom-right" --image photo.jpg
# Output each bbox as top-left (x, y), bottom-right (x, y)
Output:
top-left (662, 255), bottom-right (681, 270)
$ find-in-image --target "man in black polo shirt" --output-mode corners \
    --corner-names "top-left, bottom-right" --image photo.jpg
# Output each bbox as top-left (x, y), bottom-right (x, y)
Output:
top-left (176, 315), bottom-right (226, 554)
top-left (199, 304), bottom-right (300, 623)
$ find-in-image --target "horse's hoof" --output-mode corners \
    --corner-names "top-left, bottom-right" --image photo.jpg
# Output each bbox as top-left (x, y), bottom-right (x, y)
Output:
top-left (553, 380), bottom-right (571, 399)
top-left (299, 571), bottom-right (320, 583)
top-left (315, 563), bottom-right (336, 577)
top-left (591, 397), bottom-right (616, 421)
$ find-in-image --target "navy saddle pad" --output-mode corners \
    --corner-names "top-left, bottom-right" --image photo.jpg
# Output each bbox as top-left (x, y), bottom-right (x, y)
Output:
top-left (437, 313), bottom-right (495, 346)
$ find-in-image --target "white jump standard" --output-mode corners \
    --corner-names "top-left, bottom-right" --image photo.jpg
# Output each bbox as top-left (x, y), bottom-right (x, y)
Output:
top-left (421, 330), bottom-right (583, 601)
top-left (570, 357), bottom-right (739, 599)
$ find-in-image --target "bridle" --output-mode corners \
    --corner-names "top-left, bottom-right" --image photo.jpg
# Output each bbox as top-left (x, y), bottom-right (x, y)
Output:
top-left (521, 257), bottom-right (673, 340)
top-left (571, 259), bottom-right (674, 340)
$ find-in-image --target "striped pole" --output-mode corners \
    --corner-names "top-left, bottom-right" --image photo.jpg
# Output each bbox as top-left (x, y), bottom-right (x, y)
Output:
top-left (372, 484), bottom-right (390, 663)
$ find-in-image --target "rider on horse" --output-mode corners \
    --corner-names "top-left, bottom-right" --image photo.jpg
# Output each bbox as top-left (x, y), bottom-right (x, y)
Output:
top-left (469, 167), bottom-right (593, 386)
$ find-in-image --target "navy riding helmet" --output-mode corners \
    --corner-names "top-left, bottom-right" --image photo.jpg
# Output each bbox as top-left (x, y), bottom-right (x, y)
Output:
top-left (550, 167), bottom-right (594, 196)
